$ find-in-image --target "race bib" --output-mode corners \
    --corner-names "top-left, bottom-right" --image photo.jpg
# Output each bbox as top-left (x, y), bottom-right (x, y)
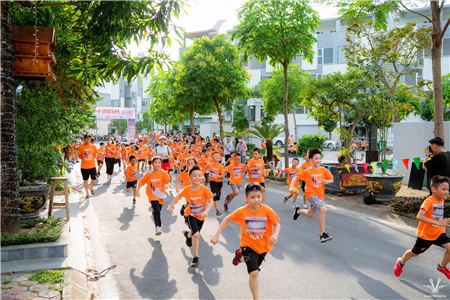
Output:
top-left (245, 217), bottom-right (267, 234)
top-left (190, 203), bottom-right (205, 216)
top-left (251, 170), bottom-right (261, 179)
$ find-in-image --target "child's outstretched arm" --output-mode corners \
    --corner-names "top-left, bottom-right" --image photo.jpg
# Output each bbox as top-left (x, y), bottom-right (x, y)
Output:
top-left (167, 194), bottom-right (183, 213)
top-left (417, 209), bottom-right (450, 227)
top-left (269, 222), bottom-right (281, 244)
top-left (289, 176), bottom-right (299, 192)
top-left (211, 216), bottom-right (231, 245)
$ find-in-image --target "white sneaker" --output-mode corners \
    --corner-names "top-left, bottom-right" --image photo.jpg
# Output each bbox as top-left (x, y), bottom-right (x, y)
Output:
top-left (148, 206), bottom-right (153, 213)
top-left (303, 204), bottom-right (308, 209)
top-left (155, 226), bottom-right (162, 235)
top-left (291, 203), bottom-right (298, 208)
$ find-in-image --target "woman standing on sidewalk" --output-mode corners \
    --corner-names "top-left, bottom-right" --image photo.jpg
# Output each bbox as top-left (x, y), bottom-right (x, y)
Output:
top-left (236, 136), bottom-right (248, 164)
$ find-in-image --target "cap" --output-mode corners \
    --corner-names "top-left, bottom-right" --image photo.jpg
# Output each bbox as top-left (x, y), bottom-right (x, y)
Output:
top-left (159, 136), bottom-right (166, 140)
top-left (84, 134), bottom-right (91, 138)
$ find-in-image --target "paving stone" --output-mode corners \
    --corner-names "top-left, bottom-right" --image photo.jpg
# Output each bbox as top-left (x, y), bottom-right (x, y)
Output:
top-left (19, 280), bottom-right (36, 286)
top-left (29, 284), bottom-right (49, 291)
top-left (38, 290), bottom-right (60, 299)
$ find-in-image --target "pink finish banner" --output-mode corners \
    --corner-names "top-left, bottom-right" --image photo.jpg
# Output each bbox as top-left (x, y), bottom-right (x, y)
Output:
top-left (94, 107), bottom-right (135, 120)
top-left (128, 119), bottom-right (135, 142)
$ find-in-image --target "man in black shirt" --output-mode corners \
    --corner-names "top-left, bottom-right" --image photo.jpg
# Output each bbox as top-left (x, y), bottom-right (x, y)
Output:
top-left (423, 137), bottom-right (450, 194)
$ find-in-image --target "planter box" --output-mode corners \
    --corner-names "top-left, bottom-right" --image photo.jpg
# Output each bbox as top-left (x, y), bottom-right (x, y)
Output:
top-left (364, 173), bottom-right (405, 203)
top-left (19, 184), bottom-right (51, 220)
top-left (324, 165), bottom-right (374, 196)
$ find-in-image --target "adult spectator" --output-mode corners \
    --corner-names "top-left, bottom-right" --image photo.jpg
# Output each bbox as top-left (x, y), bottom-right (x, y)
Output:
top-left (155, 136), bottom-right (173, 178)
top-left (423, 137), bottom-right (450, 194)
top-left (270, 155), bottom-right (283, 172)
top-left (149, 134), bottom-right (157, 147)
top-left (77, 134), bottom-right (97, 198)
top-left (224, 135), bottom-right (234, 162)
top-left (236, 136), bottom-right (248, 164)
top-left (116, 132), bottom-right (122, 143)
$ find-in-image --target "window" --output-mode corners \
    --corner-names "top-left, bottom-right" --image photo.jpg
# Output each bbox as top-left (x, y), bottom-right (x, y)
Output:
top-left (338, 46), bottom-right (346, 64)
top-left (316, 32), bottom-right (324, 34)
top-left (120, 88), bottom-right (124, 94)
top-left (324, 48), bottom-right (333, 64)
top-left (417, 69), bottom-right (423, 82)
top-left (330, 30), bottom-right (336, 33)
top-left (138, 87), bottom-right (142, 93)
top-left (317, 48), bottom-right (323, 65)
top-left (443, 38), bottom-right (450, 56)
top-left (250, 57), bottom-right (266, 69)
top-left (292, 54), bottom-right (302, 64)
top-left (142, 100), bottom-right (148, 106)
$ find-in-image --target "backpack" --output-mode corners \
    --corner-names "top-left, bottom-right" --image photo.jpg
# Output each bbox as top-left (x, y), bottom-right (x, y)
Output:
top-left (363, 191), bottom-right (376, 205)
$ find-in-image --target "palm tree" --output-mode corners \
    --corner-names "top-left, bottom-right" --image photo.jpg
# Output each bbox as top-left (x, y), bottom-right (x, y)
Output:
top-left (247, 123), bottom-right (284, 161)
top-left (221, 128), bottom-right (251, 145)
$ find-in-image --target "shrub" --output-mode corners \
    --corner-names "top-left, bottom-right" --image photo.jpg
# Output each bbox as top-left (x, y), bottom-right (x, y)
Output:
top-left (296, 133), bottom-right (327, 158)
top-left (390, 196), bottom-right (450, 218)
top-left (1, 217), bottom-right (65, 246)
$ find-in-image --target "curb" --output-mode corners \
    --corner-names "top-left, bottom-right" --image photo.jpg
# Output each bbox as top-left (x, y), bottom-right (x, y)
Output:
top-left (63, 268), bottom-right (88, 300)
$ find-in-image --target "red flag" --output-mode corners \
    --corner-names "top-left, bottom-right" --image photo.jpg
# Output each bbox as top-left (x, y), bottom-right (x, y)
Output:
top-left (402, 158), bottom-right (409, 170)
top-left (361, 163), bottom-right (368, 173)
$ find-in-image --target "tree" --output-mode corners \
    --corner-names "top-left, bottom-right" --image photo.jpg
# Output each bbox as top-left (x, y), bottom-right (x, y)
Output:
top-left (231, 0), bottom-right (320, 168)
top-left (336, 0), bottom-right (450, 139)
top-left (344, 19), bottom-right (430, 122)
top-left (322, 119), bottom-right (337, 139)
top-left (248, 123), bottom-right (284, 162)
top-left (302, 69), bottom-right (375, 164)
top-left (232, 97), bottom-right (250, 131)
top-left (135, 121), bottom-right (145, 134)
top-left (109, 120), bottom-right (128, 136)
top-left (175, 35), bottom-right (251, 136)
top-left (261, 64), bottom-right (309, 140)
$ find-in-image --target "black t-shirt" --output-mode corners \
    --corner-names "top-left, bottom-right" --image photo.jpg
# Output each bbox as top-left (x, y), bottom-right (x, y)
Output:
top-left (424, 150), bottom-right (450, 187)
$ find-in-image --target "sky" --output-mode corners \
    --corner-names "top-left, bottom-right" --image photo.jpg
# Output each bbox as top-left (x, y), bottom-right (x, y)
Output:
top-left (128, 0), bottom-right (340, 61)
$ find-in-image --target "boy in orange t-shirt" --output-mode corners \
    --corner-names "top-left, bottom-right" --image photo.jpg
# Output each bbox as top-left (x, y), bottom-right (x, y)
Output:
top-left (176, 157), bottom-right (200, 193)
top-left (137, 140), bottom-right (148, 172)
top-left (124, 155), bottom-right (139, 204)
top-left (198, 149), bottom-right (212, 185)
top-left (247, 148), bottom-right (266, 204)
top-left (211, 182), bottom-right (281, 300)
top-left (167, 166), bottom-right (214, 267)
top-left (223, 153), bottom-right (248, 212)
top-left (97, 142), bottom-right (106, 178)
top-left (394, 175), bottom-right (450, 279)
top-left (137, 157), bottom-right (172, 236)
top-left (291, 148), bottom-right (334, 243)
top-left (120, 144), bottom-right (128, 171)
top-left (298, 151), bottom-right (313, 209)
top-left (277, 157), bottom-right (300, 208)
top-left (203, 152), bottom-right (225, 216)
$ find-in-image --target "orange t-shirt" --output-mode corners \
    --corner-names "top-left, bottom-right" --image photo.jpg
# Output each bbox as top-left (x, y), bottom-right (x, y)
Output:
top-left (125, 165), bottom-right (139, 182)
top-left (261, 142), bottom-right (265, 148)
top-left (301, 162), bottom-right (313, 171)
top-left (203, 163), bottom-right (224, 182)
top-left (248, 158), bottom-right (265, 183)
top-left (77, 144), bottom-right (97, 169)
top-left (139, 170), bottom-right (171, 203)
top-left (229, 204), bottom-right (280, 254)
top-left (225, 163), bottom-right (247, 186)
top-left (192, 147), bottom-right (202, 158)
top-left (289, 138), bottom-right (295, 146)
top-left (147, 149), bottom-right (154, 161)
top-left (155, 136), bottom-right (160, 143)
top-left (296, 167), bottom-right (333, 200)
top-left (198, 156), bottom-right (212, 170)
top-left (172, 146), bottom-right (182, 158)
top-left (121, 148), bottom-right (128, 160)
top-left (128, 151), bottom-right (138, 163)
top-left (114, 145), bottom-right (121, 159)
top-left (105, 144), bottom-right (115, 158)
top-left (178, 185), bottom-right (213, 221)
top-left (177, 153), bottom-right (191, 169)
top-left (177, 171), bottom-right (191, 187)
top-left (282, 168), bottom-right (299, 188)
top-left (97, 149), bottom-right (106, 162)
top-left (361, 141), bottom-right (366, 147)
top-left (417, 196), bottom-right (445, 241)
top-left (138, 145), bottom-right (148, 160)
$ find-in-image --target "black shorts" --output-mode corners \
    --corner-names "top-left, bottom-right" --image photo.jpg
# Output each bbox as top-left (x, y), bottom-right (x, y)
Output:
top-left (411, 233), bottom-right (450, 254)
top-left (97, 160), bottom-right (104, 166)
top-left (210, 181), bottom-right (223, 201)
top-left (260, 182), bottom-right (265, 188)
top-left (81, 168), bottom-right (97, 181)
top-left (187, 215), bottom-right (204, 235)
top-left (115, 158), bottom-right (121, 164)
top-left (241, 246), bottom-right (267, 274)
top-left (301, 181), bottom-right (306, 192)
top-left (138, 159), bottom-right (146, 162)
top-left (126, 180), bottom-right (137, 189)
top-left (362, 147), bottom-right (366, 151)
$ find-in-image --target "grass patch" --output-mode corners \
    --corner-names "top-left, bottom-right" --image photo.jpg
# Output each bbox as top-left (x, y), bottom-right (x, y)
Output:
top-left (48, 285), bottom-right (60, 291)
top-left (2, 280), bottom-right (12, 285)
top-left (1, 217), bottom-right (65, 246)
top-left (32, 290), bottom-right (40, 294)
top-left (4, 286), bottom-right (12, 290)
top-left (17, 282), bottom-right (22, 285)
top-left (29, 268), bottom-right (66, 285)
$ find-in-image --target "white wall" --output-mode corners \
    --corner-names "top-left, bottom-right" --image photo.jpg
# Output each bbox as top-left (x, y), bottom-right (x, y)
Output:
top-left (302, 39), bottom-right (318, 70)
top-left (322, 64), bottom-right (347, 74)
top-left (247, 69), bottom-right (261, 88)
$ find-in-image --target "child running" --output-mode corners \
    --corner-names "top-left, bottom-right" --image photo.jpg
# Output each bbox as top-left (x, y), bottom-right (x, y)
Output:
top-left (121, 143), bottom-right (128, 171)
top-left (124, 155), bottom-right (139, 204)
top-left (394, 175), bottom-right (450, 279)
top-left (247, 148), bottom-right (266, 204)
top-left (277, 157), bottom-right (300, 208)
top-left (291, 148), bottom-right (334, 243)
top-left (211, 182), bottom-right (281, 300)
top-left (299, 151), bottom-right (313, 209)
top-left (167, 166), bottom-right (214, 267)
top-left (97, 142), bottom-right (105, 178)
top-left (203, 152), bottom-right (225, 216)
top-left (137, 157), bottom-right (172, 235)
top-left (223, 152), bottom-right (248, 212)
top-left (176, 157), bottom-right (198, 193)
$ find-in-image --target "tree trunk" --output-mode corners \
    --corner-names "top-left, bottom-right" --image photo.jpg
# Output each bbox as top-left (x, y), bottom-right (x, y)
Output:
top-left (214, 99), bottom-right (224, 139)
top-left (189, 108), bottom-right (195, 135)
top-left (1, 1), bottom-right (20, 234)
top-left (430, 1), bottom-right (444, 139)
top-left (282, 61), bottom-right (290, 169)
top-left (291, 103), bottom-right (298, 142)
top-left (266, 140), bottom-right (273, 164)
top-left (180, 121), bottom-right (184, 134)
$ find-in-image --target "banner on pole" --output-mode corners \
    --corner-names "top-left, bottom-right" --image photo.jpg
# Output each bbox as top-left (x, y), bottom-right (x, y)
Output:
top-left (128, 119), bottom-right (136, 142)
top-left (94, 107), bottom-right (135, 120)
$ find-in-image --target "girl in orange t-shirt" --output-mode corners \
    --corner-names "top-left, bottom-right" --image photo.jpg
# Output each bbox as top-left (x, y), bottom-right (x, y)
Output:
top-left (176, 157), bottom-right (199, 193)
top-left (167, 166), bottom-right (214, 267)
top-left (124, 155), bottom-right (139, 203)
top-left (223, 153), bottom-right (248, 212)
top-left (120, 144), bottom-right (128, 171)
top-left (277, 157), bottom-right (300, 208)
top-left (137, 157), bottom-right (172, 236)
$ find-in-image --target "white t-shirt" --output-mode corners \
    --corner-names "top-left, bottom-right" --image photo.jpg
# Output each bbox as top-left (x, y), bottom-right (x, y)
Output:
top-left (155, 145), bottom-right (171, 159)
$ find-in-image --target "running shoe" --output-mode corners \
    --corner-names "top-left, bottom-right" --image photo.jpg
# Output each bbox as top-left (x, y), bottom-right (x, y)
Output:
top-left (291, 203), bottom-right (298, 209)
top-left (97, 172), bottom-right (100, 177)
top-left (133, 198), bottom-right (136, 204)
top-left (183, 230), bottom-right (192, 247)
top-left (216, 210), bottom-right (222, 216)
top-left (320, 232), bottom-right (333, 243)
top-left (437, 264), bottom-right (450, 279)
top-left (190, 257), bottom-right (199, 267)
top-left (303, 203), bottom-right (308, 209)
top-left (232, 249), bottom-right (243, 266)
top-left (223, 202), bottom-right (229, 213)
top-left (283, 196), bottom-right (288, 205)
top-left (293, 208), bottom-right (301, 221)
top-left (224, 195), bottom-right (230, 205)
top-left (155, 226), bottom-right (162, 236)
top-left (394, 258), bottom-right (403, 277)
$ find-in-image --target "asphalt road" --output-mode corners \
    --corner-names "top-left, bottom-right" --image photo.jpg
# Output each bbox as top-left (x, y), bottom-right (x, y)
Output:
top-left (86, 166), bottom-right (449, 300)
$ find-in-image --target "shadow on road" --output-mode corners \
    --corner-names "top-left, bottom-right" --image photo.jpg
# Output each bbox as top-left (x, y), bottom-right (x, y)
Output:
top-left (129, 238), bottom-right (178, 299)
top-left (117, 202), bottom-right (137, 231)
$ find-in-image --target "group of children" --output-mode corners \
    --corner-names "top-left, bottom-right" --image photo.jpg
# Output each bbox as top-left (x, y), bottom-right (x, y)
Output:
top-left (76, 132), bottom-right (450, 300)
